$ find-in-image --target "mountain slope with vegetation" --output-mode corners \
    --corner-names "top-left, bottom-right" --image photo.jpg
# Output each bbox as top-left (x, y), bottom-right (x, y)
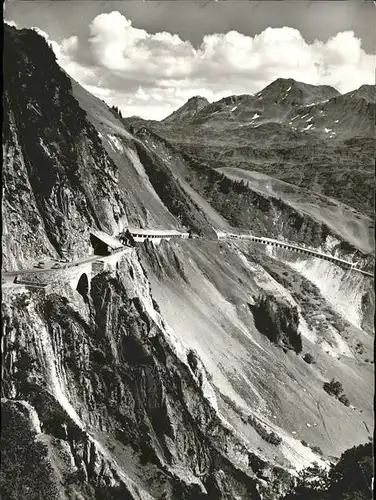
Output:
top-left (126, 79), bottom-right (375, 217)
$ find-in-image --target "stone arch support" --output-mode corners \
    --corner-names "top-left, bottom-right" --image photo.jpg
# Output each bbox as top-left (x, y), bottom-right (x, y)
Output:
top-left (68, 264), bottom-right (92, 294)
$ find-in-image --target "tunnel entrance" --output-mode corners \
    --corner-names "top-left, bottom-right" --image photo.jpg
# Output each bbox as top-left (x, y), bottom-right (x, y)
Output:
top-left (77, 273), bottom-right (89, 298)
top-left (90, 234), bottom-right (111, 256)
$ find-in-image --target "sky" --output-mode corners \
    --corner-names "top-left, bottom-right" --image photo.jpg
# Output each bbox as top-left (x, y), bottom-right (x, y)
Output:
top-left (4, 0), bottom-right (375, 120)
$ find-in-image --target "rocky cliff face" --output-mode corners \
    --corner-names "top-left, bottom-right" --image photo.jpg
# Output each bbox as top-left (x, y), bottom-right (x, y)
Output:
top-left (4, 26), bottom-right (202, 271)
top-left (2, 252), bottom-right (263, 500)
top-left (3, 26), bottom-right (130, 270)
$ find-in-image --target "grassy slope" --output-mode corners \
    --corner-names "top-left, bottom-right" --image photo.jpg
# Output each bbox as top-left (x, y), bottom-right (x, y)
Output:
top-left (133, 130), bottom-right (374, 270)
top-left (157, 133), bottom-right (374, 219)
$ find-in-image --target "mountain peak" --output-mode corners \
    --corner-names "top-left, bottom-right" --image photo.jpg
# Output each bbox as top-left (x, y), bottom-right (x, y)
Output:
top-left (187, 95), bottom-right (209, 105)
top-left (258, 78), bottom-right (339, 105)
top-left (350, 84), bottom-right (375, 103)
top-left (161, 95), bottom-right (209, 124)
top-left (274, 77), bottom-right (296, 86)
top-left (262, 77), bottom-right (296, 91)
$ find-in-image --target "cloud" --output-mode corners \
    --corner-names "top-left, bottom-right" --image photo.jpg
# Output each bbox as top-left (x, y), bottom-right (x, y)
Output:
top-left (26, 12), bottom-right (376, 119)
top-left (5, 19), bottom-right (18, 27)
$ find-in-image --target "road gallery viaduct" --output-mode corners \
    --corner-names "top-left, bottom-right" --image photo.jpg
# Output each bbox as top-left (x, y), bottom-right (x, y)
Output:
top-left (217, 232), bottom-right (374, 277)
top-left (1, 228), bottom-right (373, 292)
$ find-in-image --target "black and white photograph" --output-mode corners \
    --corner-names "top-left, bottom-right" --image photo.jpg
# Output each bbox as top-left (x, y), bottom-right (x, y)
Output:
top-left (2, 0), bottom-right (375, 498)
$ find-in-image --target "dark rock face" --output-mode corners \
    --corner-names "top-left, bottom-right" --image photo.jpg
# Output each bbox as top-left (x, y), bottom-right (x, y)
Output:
top-left (250, 294), bottom-right (302, 353)
top-left (360, 291), bottom-right (375, 334)
top-left (0, 401), bottom-right (61, 500)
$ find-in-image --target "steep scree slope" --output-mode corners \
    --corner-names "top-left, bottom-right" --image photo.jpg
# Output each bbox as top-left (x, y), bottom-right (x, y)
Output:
top-left (69, 77), bottom-right (216, 238)
top-left (69, 77), bottom-right (213, 235)
top-left (138, 239), bottom-right (373, 471)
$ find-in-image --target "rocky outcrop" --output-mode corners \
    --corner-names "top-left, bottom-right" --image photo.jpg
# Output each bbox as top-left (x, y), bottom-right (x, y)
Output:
top-left (360, 290), bottom-right (375, 334)
top-left (250, 294), bottom-right (302, 353)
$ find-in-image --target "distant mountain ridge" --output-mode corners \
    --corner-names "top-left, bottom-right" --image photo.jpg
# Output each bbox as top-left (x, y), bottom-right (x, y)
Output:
top-left (129, 78), bottom-right (374, 217)
top-left (159, 78), bottom-right (371, 132)
top-left (344, 84), bottom-right (374, 103)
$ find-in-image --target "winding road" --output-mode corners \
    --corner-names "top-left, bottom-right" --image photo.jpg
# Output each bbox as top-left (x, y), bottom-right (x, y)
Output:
top-left (1, 229), bottom-right (373, 285)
